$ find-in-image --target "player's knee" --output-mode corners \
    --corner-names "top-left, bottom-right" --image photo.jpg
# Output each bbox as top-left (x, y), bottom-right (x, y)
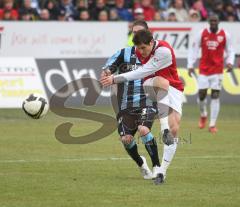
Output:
top-left (153, 76), bottom-right (169, 91)
top-left (121, 135), bottom-right (135, 149)
top-left (211, 90), bottom-right (220, 99)
top-left (138, 125), bottom-right (150, 136)
top-left (199, 90), bottom-right (207, 101)
top-left (121, 135), bottom-right (133, 144)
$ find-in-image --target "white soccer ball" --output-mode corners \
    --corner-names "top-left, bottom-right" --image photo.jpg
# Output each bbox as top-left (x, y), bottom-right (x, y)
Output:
top-left (22, 94), bottom-right (49, 119)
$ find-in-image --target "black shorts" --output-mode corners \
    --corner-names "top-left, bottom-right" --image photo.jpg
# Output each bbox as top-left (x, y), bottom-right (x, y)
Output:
top-left (117, 107), bottom-right (157, 137)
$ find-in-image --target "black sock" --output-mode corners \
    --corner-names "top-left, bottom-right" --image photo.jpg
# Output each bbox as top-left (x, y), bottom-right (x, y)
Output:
top-left (125, 144), bottom-right (143, 167)
top-left (145, 139), bottom-right (160, 167)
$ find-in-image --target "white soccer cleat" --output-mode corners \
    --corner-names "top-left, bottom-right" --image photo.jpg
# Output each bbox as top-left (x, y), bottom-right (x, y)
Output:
top-left (152, 166), bottom-right (161, 179)
top-left (139, 156), bottom-right (153, 180)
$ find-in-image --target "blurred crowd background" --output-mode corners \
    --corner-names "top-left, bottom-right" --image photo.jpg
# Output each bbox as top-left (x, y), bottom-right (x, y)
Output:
top-left (0, 0), bottom-right (240, 22)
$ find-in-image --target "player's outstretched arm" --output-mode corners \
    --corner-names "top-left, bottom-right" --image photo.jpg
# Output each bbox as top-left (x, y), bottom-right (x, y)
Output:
top-left (100, 49), bottom-right (123, 86)
top-left (187, 31), bottom-right (201, 77)
top-left (113, 47), bottom-right (172, 84)
top-left (225, 31), bottom-right (235, 73)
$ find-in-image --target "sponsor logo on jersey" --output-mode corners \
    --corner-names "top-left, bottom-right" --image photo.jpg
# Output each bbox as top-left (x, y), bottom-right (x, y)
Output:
top-left (217, 35), bottom-right (224, 42)
top-left (206, 41), bottom-right (219, 50)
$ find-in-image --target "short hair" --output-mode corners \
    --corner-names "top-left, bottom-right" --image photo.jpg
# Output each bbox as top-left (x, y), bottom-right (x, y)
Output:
top-left (133, 30), bottom-right (153, 45)
top-left (132, 20), bottom-right (149, 30)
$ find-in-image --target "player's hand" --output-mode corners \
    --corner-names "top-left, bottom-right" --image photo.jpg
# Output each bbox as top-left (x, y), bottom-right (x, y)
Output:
top-left (100, 69), bottom-right (111, 78)
top-left (100, 75), bottom-right (114, 86)
top-left (121, 135), bottom-right (133, 145)
top-left (226, 63), bottom-right (233, 73)
top-left (188, 68), bottom-right (195, 77)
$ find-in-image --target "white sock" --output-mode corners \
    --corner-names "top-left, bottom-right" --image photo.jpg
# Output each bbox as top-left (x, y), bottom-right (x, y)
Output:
top-left (160, 117), bottom-right (169, 132)
top-left (210, 98), bottom-right (220, 127)
top-left (160, 138), bottom-right (178, 175)
top-left (157, 90), bottom-right (170, 132)
top-left (199, 99), bottom-right (207, 117)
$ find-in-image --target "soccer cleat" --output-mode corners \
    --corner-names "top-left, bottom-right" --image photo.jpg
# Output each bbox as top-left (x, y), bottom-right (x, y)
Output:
top-left (139, 156), bottom-right (153, 180)
top-left (198, 116), bottom-right (207, 129)
top-left (154, 173), bottom-right (165, 185)
top-left (152, 166), bottom-right (161, 179)
top-left (209, 126), bottom-right (218, 134)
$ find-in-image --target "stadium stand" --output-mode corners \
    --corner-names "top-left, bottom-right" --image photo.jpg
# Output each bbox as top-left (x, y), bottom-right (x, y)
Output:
top-left (0, 0), bottom-right (239, 21)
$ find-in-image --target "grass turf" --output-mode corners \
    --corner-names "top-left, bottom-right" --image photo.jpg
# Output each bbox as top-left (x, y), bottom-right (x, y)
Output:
top-left (0, 105), bottom-right (239, 207)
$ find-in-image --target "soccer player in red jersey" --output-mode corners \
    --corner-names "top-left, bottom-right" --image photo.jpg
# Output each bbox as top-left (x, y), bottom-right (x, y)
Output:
top-left (101, 30), bottom-right (184, 184)
top-left (187, 15), bottom-right (235, 133)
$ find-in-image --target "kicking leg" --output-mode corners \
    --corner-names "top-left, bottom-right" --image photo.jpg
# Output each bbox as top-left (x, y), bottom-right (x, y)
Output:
top-left (143, 77), bottom-right (170, 132)
top-left (154, 77), bottom-right (171, 133)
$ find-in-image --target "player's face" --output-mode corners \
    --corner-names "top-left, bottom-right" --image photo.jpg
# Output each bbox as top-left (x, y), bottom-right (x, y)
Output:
top-left (209, 17), bottom-right (219, 33)
top-left (132, 25), bottom-right (146, 34)
top-left (136, 40), bottom-right (154, 58)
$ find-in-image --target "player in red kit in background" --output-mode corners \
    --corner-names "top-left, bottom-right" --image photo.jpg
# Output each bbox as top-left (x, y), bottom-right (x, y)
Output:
top-left (187, 15), bottom-right (235, 133)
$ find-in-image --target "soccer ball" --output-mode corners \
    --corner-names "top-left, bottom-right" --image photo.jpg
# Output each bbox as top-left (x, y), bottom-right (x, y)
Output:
top-left (22, 94), bottom-right (49, 119)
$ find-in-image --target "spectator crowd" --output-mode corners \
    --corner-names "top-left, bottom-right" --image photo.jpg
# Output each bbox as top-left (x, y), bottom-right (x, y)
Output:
top-left (0, 0), bottom-right (240, 22)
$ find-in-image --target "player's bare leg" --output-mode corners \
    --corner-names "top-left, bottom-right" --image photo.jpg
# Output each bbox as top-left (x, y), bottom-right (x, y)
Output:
top-left (143, 77), bottom-right (171, 133)
top-left (209, 90), bottom-right (220, 133)
top-left (198, 89), bottom-right (208, 129)
top-left (144, 77), bottom-right (171, 183)
top-left (153, 77), bottom-right (171, 133)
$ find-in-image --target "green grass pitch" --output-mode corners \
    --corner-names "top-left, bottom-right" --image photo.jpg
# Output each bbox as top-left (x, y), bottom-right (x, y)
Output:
top-left (0, 105), bottom-right (240, 207)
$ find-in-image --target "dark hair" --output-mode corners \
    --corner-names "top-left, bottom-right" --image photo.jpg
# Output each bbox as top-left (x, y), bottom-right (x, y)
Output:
top-left (133, 30), bottom-right (153, 45)
top-left (132, 20), bottom-right (149, 30)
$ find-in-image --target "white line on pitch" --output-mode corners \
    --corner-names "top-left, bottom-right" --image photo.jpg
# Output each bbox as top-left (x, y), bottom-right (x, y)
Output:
top-left (0, 155), bottom-right (240, 163)
top-left (0, 157), bottom-right (131, 163)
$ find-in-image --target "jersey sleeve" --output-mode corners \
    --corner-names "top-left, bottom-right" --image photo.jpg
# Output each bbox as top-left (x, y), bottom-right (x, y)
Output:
top-left (225, 31), bottom-right (235, 65)
top-left (187, 30), bottom-right (202, 68)
top-left (102, 49), bottom-right (124, 74)
top-left (113, 47), bottom-right (172, 83)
